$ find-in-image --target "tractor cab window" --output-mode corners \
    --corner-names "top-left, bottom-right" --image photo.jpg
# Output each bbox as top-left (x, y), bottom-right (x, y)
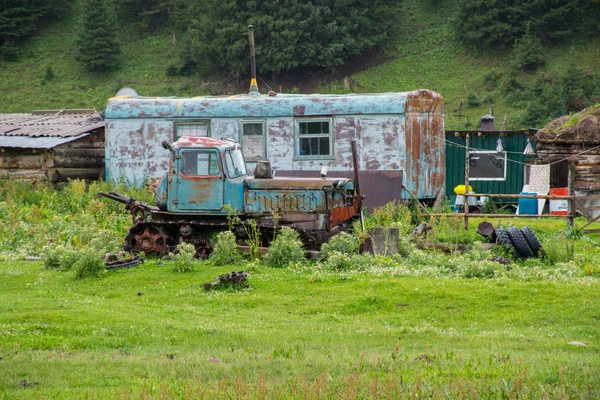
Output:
top-left (180, 150), bottom-right (220, 176)
top-left (224, 148), bottom-right (248, 179)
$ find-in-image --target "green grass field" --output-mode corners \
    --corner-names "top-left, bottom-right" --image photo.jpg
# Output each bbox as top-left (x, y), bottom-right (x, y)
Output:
top-left (1, 179), bottom-right (599, 398)
top-left (1, 259), bottom-right (599, 399)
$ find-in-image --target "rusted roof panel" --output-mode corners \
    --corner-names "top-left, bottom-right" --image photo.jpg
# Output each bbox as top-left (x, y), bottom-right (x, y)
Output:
top-left (105, 92), bottom-right (424, 119)
top-left (0, 133), bottom-right (90, 149)
top-left (0, 110), bottom-right (104, 138)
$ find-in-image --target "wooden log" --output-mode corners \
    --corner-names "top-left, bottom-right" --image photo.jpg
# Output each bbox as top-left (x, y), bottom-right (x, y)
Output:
top-left (52, 156), bottom-right (104, 169)
top-left (48, 168), bottom-right (103, 182)
top-left (0, 168), bottom-right (47, 180)
top-left (0, 154), bottom-right (44, 169)
top-left (465, 193), bottom-right (573, 200)
top-left (416, 240), bottom-right (469, 254)
top-left (53, 148), bottom-right (105, 158)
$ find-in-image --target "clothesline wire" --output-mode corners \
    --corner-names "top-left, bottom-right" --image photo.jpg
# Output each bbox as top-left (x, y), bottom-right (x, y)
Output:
top-left (442, 135), bottom-right (600, 167)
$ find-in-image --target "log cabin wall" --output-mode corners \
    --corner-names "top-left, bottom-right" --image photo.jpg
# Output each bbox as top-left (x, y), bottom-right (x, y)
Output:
top-left (533, 140), bottom-right (600, 191)
top-left (0, 129), bottom-right (105, 182)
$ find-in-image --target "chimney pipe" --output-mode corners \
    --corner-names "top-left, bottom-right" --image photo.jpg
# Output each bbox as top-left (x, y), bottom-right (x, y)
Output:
top-left (248, 25), bottom-right (260, 96)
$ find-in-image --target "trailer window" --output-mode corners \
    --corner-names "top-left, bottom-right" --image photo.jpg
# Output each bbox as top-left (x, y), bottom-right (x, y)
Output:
top-left (469, 151), bottom-right (506, 180)
top-left (241, 121), bottom-right (265, 161)
top-left (296, 119), bottom-right (332, 158)
top-left (175, 122), bottom-right (209, 138)
top-left (180, 150), bottom-right (220, 176)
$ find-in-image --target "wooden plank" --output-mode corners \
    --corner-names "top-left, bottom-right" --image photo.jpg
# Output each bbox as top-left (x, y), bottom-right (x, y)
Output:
top-left (466, 193), bottom-right (573, 200)
top-left (427, 213), bottom-right (572, 218)
top-left (583, 229), bottom-right (600, 234)
top-left (574, 198), bottom-right (593, 221)
top-left (575, 194), bottom-right (600, 201)
top-left (568, 163), bottom-right (575, 228)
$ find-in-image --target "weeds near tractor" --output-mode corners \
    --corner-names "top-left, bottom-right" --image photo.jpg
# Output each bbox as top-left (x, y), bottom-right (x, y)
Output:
top-left (321, 232), bottom-right (360, 258)
top-left (168, 242), bottom-right (197, 272)
top-left (225, 205), bottom-right (262, 260)
top-left (262, 227), bottom-right (304, 268)
top-left (209, 231), bottom-right (242, 266)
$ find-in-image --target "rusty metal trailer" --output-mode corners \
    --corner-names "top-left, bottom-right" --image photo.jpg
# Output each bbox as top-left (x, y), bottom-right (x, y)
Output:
top-left (104, 89), bottom-right (445, 207)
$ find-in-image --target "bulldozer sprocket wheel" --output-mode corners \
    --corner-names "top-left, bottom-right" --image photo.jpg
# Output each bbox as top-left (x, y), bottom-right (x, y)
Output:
top-left (520, 226), bottom-right (543, 257)
top-left (132, 224), bottom-right (170, 257)
top-left (506, 227), bottom-right (534, 259)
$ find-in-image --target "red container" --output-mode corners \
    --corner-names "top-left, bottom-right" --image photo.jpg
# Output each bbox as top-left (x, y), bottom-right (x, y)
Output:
top-left (549, 188), bottom-right (568, 215)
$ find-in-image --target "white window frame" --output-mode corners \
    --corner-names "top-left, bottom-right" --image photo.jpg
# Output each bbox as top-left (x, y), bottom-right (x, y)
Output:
top-left (174, 120), bottom-right (210, 139)
top-left (468, 150), bottom-right (507, 181)
top-left (239, 120), bottom-right (266, 161)
top-left (294, 118), bottom-right (334, 160)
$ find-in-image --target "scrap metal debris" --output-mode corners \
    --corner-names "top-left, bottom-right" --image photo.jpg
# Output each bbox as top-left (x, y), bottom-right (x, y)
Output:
top-left (104, 251), bottom-right (143, 270)
top-left (203, 271), bottom-right (249, 290)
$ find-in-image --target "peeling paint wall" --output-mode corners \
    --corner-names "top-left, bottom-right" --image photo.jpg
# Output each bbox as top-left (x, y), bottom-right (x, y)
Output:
top-left (105, 90), bottom-right (445, 205)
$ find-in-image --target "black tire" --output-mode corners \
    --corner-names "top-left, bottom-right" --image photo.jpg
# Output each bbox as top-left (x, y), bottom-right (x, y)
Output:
top-left (496, 228), bottom-right (515, 255)
top-left (507, 227), bottom-right (534, 259)
top-left (520, 226), bottom-right (543, 257)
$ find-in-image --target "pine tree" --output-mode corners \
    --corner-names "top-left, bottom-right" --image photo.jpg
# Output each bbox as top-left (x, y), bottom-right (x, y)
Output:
top-left (119, 0), bottom-right (172, 31)
top-left (0, 0), bottom-right (68, 59)
top-left (75, 0), bottom-right (120, 71)
top-left (170, 0), bottom-right (399, 76)
top-left (456, 0), bottom-right (579, 49)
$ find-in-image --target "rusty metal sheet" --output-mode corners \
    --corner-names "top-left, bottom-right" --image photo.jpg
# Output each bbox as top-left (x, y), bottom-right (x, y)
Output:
top-left (246, 177), bottom-right (351, 190)
top-left (105, 93), bottom-right (411, 120)
top-left (275, 170), bottom-right (403, 209)
top-left (105, 90), bottom-right (445, 204)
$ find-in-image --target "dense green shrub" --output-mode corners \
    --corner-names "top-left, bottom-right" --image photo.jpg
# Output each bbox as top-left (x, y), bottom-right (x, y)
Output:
top-left (365, 201), bottom-right (413, 233)
top-left (169, 242), bottom-right (197, 272)
top-left (483, 70), bottom-right (501, 91)
top-left (511, 30), bottom-right (545, 72)
top-left (466, 93), bottom-right (481, 107)
top-left (209, 231), bottom-right (241, 266)
top-left (42, 245), bottom-right (79, 271)
top-left (263, 227), bottom-right (304, 268)
top-left (321, 233), bottom-right (360, 259)
top-left (73, 249), bottom-right (105, 279)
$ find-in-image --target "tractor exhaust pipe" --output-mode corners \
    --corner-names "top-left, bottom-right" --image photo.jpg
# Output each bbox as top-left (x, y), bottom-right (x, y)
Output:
top-left (248, 25), bottom-right (260, 96)
top-left (350, 140), bottom-right (366, 232)
top-left (351, 140), bottom-right (361, 197)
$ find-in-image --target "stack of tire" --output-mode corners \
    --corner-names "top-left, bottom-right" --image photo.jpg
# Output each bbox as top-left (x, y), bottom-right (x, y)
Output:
top-left (496, 226), bottom-right (543, 259)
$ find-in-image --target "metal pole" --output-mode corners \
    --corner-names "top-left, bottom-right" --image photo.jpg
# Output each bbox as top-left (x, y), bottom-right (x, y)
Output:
top-left (464, 133), bottom-right (470, 230)
top-left (248, 25), bottom-right (259, 95)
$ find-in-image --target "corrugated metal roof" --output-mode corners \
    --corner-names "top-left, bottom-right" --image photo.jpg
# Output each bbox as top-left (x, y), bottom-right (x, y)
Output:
top-left (0, 133), bottom-right (90, 149)
top-left (0, 110), bottom-right (104, 138)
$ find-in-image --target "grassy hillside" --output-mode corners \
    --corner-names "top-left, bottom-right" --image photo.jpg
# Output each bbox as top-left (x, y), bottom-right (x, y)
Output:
top-left (0, 0), bottom-right (599, 130)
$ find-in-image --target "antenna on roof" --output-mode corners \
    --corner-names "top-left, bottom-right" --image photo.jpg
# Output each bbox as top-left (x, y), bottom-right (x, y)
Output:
top-left (248, 25), bottom-right (260, 96)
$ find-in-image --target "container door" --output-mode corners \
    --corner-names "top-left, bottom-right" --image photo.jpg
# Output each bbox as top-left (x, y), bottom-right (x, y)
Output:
top-left (175, 149), bottom-right (223, 211)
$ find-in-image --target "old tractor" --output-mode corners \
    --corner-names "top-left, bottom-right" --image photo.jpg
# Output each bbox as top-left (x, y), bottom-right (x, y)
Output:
top-left (99, 136), bottom-right (364, 258)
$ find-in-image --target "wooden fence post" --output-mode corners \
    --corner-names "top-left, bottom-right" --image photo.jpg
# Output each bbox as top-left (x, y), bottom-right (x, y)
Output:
top-left (567, 162), bottom-right (575, 228)
top-left (464, 133), bottom-right (470, 230)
